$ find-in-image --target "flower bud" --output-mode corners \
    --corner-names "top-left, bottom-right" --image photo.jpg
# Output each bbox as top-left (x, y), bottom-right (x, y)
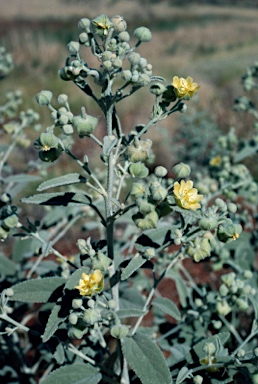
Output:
top-left (227, 203), bottom-right (237, 213)
top-left (129, 162), bottom-right (149, 178)
top-left (137, 73), bottom-right (151, 87)
top-left (0, 227), bottom-right (8, 240)
top-left (37, 132), bottom-right (59, 151)
top-left (128, 52), bottom-right (141, 66)
top-left (72, 114), bottom-right (98, 137)
top-left (57, 94), bottom-right (68, 104)
top-left (103, 60), bottom-right (113, 71)
top-left (36, 90), bottom-right (53, 106)
top-left (111, 15), bottom-right (127, 33)
top-left (216, 299), bottom-right (231, 316)
top-left (62, 124), bottom-right (74, 135)
top-left (113, 58), bottom-right (123, 69)
top-left (203, 342), bottom-right (216, 355)
top-left (67, 41), bottom-right (80, 54)
top-left (69, 313), bottom-right (78, 325)
top-left (150, 181), bottom-right (168, 201)
top-left (236, 298), bottom-right (248, 311)
top-left (127, 139), bottom-right (152, 163)
top-left (91, 14), bottom-right (113, 37)
top-left (118, 31), bottom-right (130, 42)
top-left (219, 284), bottom-right (229, 297)
top-left (172, 162), bottom-right (191, 178)
top-left (83, 308), bottom-right (100, 325)
top-left (78, 18), bottom-right (91, 31)
top-left (5, 288), bottom-right (14, 297)
top-left (79, 32), bottom-right (89, 44)
top-left (186, 238), bottom-right (211, 262)
top-left (72, 298), bottom-right (83, 309)
top-left (217, 221), bottom-right (242, 243)
top-left (134, 27), bottom-right (152, 42)
top-left (122, 70), bottom-right (132, 81)
top-left (3, 214), bottom-right (18, 230)
top-left (199, 217), bottom-right (218, 231)
top-left (133, 210), bottom-right (159, 230)
top-left (154, 166), bottom-right (168, 178)
top-left (193, 375), bottom-right (203, 384)
top-left (68, 327), bottom-right (87, 339)
top-left (143, 247), bottom-right (155, 260)
top-left (221, 272), bottom-right (236, 287)
top-left (39, 148), bottom-right (62, 162)
top-left (111, 324), bottom-right (130, 339)
top-left (150, 83), bottom-right (167, 96)
top-left (131, 182), bottom-right (146, 198)
top-left (244, 270), bottom-right (253, 279)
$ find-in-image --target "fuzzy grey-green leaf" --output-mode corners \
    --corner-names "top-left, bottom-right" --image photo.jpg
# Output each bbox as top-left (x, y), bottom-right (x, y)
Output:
top-left (4, 174), bottom-right (42, 184)
top-left (41, 363), bottom-right (101, 384)
top-left (9, 277), bottom-right (66, 302)
top-left (37, 173), bottom-right (86, 191)
top-left (116, 308), bottom-right (146, 319)
top-left (42, 304), bottom-right (63, 342)
top-left (121, 255), bottom-right (145, 281)
top-left (122, 333), bottom-right (172, 384)
top-left (176, 367), bottom-right (191, 384)
top-left (152, 297), bottom-right (181, 321)
top-left (65, 266), bottom-right (90, 290)
top-left (0, 253), bottom-right (17, 276)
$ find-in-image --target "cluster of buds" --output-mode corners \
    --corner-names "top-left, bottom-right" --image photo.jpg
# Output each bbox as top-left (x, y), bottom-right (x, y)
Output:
top-left (216, 270), bottom-right (255, 316)
top-left (77, 238), bottom-right (111, 272)
top-left (0, 46), bottom-right (13, 79)
top-left (0, 194), bottom-right (19, 240)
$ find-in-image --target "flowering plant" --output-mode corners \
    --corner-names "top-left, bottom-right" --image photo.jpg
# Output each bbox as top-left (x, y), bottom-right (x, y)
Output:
top-left (0, 14), bottom-right (258, 384)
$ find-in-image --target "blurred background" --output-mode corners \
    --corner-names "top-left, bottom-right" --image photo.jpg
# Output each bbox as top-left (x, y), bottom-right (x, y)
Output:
top-left (0, 0), bottom-right (258, 170)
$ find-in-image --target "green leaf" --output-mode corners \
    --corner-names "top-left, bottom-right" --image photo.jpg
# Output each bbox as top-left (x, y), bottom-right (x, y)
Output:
top-left (176, 367), bottom-right (191, 384)
top-left (42, 304), bottom-right (64, 342)
top-left (193, 332), bottom-right (230, 360)
top-left (166, 270), bottom-right (188, 308)
top-left (4, 174), bottom-right (42, 183)
top-left (9, 277), bottom-right (66, 302)
top-left (119, 287), bottom-right (145, 310)
top-left (21, 192), bottom-right (92, 206)
top-left (121, 255), bottom-right (145, 281)
top-left (0, 253), bottom-right (17, 276)
top-left (37, 173), bottom-right (86, 191)
top-left (234, 143), bottom-right (258, 163)
top-left (172, 206), bottom-right (202, 219)
top-left (41, 363), bottom-right (101, 384)
top-left (53, 343), bottom-right (65, 364)
top-left (65, 266), bottom-right (90, 290)
top-left (122, 333), bottom-right (172, 384)
top-left (116, 309), bottom-right (146, 319)
top-left (152, 297), bottom-right (181, 321)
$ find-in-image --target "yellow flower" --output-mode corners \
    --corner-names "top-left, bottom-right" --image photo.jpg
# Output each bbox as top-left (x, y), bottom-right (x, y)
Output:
top-left (172, 76), bottom-right (200, 99)
top-left (74, 269), bottom-right (104, 296)
top-left (173, 180), bottom-right (203, 210)
top-left (209, 155), bottom-right (222, 167)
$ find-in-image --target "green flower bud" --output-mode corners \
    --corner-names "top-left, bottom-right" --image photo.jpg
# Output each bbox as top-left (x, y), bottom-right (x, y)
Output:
top-left (195, 299), bottom-right (203, 308)
top-left (212, 320), bottom-right (222, 329)
top-left (87, 299), bottom-right (95, 308)
top-left (36, 90), bottom-right (53, 106)
top-left (83, 308), bottom-right (100, 325)
top-left (111, 15), bottom-right (127, 33)
top-left (244, 270), bottom-right (253, 279)
top-left (193, 375), bottom-right (203, 384)
top-left (236, 298), bottom-right (249, 311)
top-left (216, 299), bottom-right (231, 316)
top-left (103, 60), bottom-right (113, 71)
top-left (127, 139), bottom-right (152, 163)
top-left (219, 284), bottom-right (229, 297)
top-left (154, 166), bottom-right (168, 178)
top-left (37, 132), bottom-right (59, 150)
top-left (68, 326), bottom-right (87, 339)
top-left (172, 162), bottom-right (191, 178)
top-left (143, 247), bottom-right (155, 260)
top-left (108, 299), bottom-right (116, 309)
top-left (0, 226), bottom-right (8, 240)
top-left (5, 288), bottom-right (14, 297)
top-left (72, 298), bottom-right (83, 309)
top-left (113, 58), bottom-right (123, 68)
top-left (69, 313), bottom-right (78, 325)
top-left (92, 251), bottom-right (111, 272)
top-left (136, 199), bottom-right (155, 214)
top-left (91, 14), bottom-right (113, 37)
top-left (78, 18), bottom-right (91, 31)
top-left (67, 41), bottom-right (80, 54)
top-left (1, 193), bottom-right (11, 204)
top-left (217, 220), bottom-right (242, 243)
top-left (186, 237), bottom-right (211, 262)
top-left (137, 73), bottom-right (151, 87)
top-left (228, 203), bottom-right (237, 213)
top-left (150, 181), bottom-right (168, 201)
top-left (131, 182), bottom-right (146, 198)
top-left (3, 214), bottom-right (18, 230)
top-left (39, 148), bottom-right (62, 162)
top-left (79, 32), bottom-right (89, 44)
top-left (215, 198), bottom-right (227, 211)
top-left (199, 217), bottom-right (218, 231)
top-left (62, 124), bottom-right (74, 135)
top-left (111, 324), bottom-right (130, 339)
top-left (118, 31), bottom-right (130, 42)
top-left (150, 83), bottom-right (167, 96)
top-left (122, 70), bottom-right (132, 81)
top-left (128, 52), bottom-right (141, 65)
top-left (221, 272), bottom-right (236, 287)
top-left (57, 94), bottom-right (68, 104)
top-left (134, 27), bottom-right (152, 42)
top-left (129, 162), bottom-right (149, 178)
top-left (72, 114), bottom-right (98, 137)
top-left (3, 123), bottom-right (16, 134)
top-left (178, 102), bottom-right (187, 113)
top-left (133, 210), bottom-right (159, 230)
